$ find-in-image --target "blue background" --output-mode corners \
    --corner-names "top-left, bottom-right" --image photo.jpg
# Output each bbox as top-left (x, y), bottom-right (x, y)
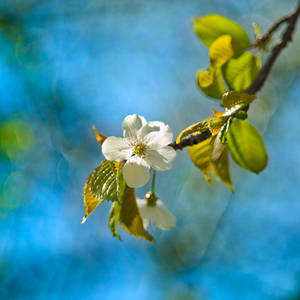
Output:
top-left (1, 0), bottom-right (300, 299)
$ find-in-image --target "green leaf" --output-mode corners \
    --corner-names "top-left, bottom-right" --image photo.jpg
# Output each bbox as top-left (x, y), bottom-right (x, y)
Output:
top-left (227, 120), bottom-right (268, 173)
top-left (224, 52), bottom-right (261, 91)
top-left (209, 35), bottom-right (234, 68)
top-left (222, 91), bottom-right (256, 109)
top-left (108, 201), bottom-right (121, 240)
top-left (188, 134), bottom-right (234, 191)
top-left (89, 160), bottom-right (122, 202)
top-left (119, 185), bottom-right (155, 243)
top-left (81, 160), bottom-right (123, 223)
top-left (196, 68), bottom-right (226, 99)
top-left (193, 14), bottom-right (250, 54)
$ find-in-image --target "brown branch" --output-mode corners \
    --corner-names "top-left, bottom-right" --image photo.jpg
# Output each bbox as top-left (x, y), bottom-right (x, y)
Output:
top-left (169, 129), bottom-right (211, 150)
top-left (247, 1), bottom-right (300, 95)
top-left (170, 1), bottom-right (300, 151)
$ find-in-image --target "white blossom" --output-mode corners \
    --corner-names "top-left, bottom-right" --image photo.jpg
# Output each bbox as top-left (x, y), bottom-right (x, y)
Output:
top-left (102, 114), bottom-right (176, 188)
top-left (137, 197), bottom-right (176, 230)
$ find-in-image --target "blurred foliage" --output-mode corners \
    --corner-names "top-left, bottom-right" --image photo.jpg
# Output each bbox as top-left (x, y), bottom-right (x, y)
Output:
top-left (163, 285), bottom-right (203, 300)
top-left (0, 119), bottom-right (34, 161)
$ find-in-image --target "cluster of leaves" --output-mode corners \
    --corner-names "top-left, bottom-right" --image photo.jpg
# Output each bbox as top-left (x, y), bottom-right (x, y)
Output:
top-left (176, 14), bottom-right (269, 191)
top-left (194, 14), bottom-right (261, 97)
top-left (81, 127), bottom-right (154, 243)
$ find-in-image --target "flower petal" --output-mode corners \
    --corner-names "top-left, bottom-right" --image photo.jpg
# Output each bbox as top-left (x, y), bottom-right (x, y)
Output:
top-left (102, 136), bottom-right (132, 162)
top-left (123, 156), bottom-right (150, 188)
top-left (144, 146), bottom-right (176, 171)
top-left (139, 121), bottom-right (173, 146)
top-left (137, 198), bottom-right (152, 229)
top-left (122, 114), bottom-right (147, 138)
top-left (151, 200), bottom-right (176, 230)
top-left (142, 218), bottom-right (150, 229)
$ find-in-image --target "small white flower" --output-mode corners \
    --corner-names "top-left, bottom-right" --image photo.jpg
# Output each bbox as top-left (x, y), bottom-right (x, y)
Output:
top-left (102, 114), bottom-right (176, 188)
top-left (137, 197), bottom-right (176, 230)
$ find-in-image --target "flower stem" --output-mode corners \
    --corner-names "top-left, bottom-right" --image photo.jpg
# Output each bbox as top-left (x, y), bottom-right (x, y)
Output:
top-left (151, 170), bottom-right (156, 194)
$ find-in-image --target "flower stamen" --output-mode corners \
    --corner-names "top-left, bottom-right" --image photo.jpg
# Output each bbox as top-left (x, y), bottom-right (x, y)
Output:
top-left (134, 143), bottom-right (147, 157)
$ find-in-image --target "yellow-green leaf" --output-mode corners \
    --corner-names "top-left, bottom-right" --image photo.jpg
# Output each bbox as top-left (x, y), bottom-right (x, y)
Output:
top-left (222, 91), bottom-right (256, 109)
top-left (119, 185), bottom-right (155, 243)
top-left (193, 14), bottom-right (250, 54)
top-left (197, 68), bottom-right (214, 87)
top-left (196, 68), bottom-right (226, 99)
top-left (188, 134), bottom-right (234, 191)
top-left (81, 179), bottom-right (101, 224)
top-left (227, 120), bottom-right (268, 173)
top-left (212, 147), bottom-right (234, 192)
top-left (81, 160), bottom-right (123, 223)
top-left (92, 125), bottom-right (107, 147)
top-left (209, 35), bottom-right (234, 68)
top-left (188, 136), bottom-right (214, 184)
top-left (224, 52), bottom-right (261, 91)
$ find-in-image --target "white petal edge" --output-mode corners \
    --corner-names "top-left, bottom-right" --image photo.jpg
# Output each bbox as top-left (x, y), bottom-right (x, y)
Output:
top-left (102, 136), bottom-right (132, 162)
top-left (151, 200), bottom-right (176, 230)
top-left (122, 114), bottom-right (147, 138)
top-left (139, 122), bottom-right (173, 146)
top-left (136, 198), bottom-right (176, 231)
top-left (145, 146), bottom-right (176, 171)
top-left (137, 199), bottom-right (153, 229)
top-left (123, 156), bottom-right (150, 188)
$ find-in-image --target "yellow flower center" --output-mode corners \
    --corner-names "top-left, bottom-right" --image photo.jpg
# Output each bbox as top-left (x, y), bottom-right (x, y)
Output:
top-left (134, 143), bottom-right (146, 157)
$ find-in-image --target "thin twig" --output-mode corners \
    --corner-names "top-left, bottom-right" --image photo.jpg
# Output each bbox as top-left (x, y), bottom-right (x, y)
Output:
top-left (247, 1), bottom-right (300, 95)
top-left (170, 1), bottom-right (300, 150)
top-left (256, 16), bottom-right (290, 45)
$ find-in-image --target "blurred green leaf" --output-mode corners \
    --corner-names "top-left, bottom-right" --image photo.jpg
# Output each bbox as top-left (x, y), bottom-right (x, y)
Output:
top-left (227, 120), bottom-right (268, 173)
top-left (196, 68), bottom-right (226, 99)
top-left (119, 185), bottom-right (155, 243)
top-left (81, 160), bottom-right (123, 223)
top-left (224, 52), bottom-right (261, 91)
top-left (222, 91), bottom-right (256, 108)
top-left (0, 120), bottom-right (34, 161)
top-left (209, 35), bottom-right (234, 68)
top-left (193, 14), bottom-right (250, 54)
